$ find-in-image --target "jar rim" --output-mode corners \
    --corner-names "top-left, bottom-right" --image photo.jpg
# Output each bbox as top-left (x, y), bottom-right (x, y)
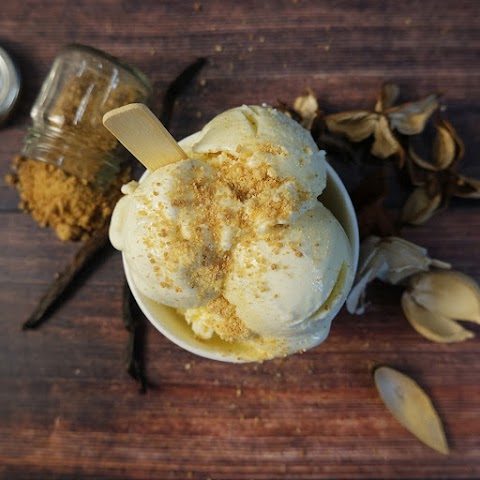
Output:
top-left (0, 46), bottom-right (21, 124)
top-left (61, 44), bottom-right (152, 95)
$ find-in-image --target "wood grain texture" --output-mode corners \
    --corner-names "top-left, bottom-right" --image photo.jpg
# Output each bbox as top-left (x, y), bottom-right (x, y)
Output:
top-left (1, 1), bottom-right (479, 478)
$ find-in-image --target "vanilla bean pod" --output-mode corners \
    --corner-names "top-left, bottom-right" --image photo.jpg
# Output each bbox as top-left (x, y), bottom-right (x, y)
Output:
top-left (160, 57), bottom-right (206, 127)
top-left (122, 282), bottom-right (148, 393)
top-left (23, 222), bottom-right (110, 329)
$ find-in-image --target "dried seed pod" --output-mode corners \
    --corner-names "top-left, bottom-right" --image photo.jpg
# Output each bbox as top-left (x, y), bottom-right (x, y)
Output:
top-left (401, 186), bottom-right (442, 225)
top-left (409, 270), bottom-right (480, 323)
top-left (405, 117), bottom-right (476, 212)
top-left (408, 119), bottom-right (462, 173)
top-left (374, 366), bottom-right (449, 455)
top-left (325, 89), bottom-right (439, 162)
top-left (402, 291), bottom-right (475, 343)
top-left (387, 94), bottom-right (440, 135)
top-left (293, 90), bottom-right (318, 129)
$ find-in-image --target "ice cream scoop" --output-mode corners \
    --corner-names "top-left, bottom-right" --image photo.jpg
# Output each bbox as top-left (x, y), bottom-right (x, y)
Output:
top-left (223, 203), bottom-right (351, 341)
top-left (108, 104), bottom-right (359, 361)
top-left (110, 159), bottom-right (238, 308)
top-left (189, 105), bottom-right (326, 231)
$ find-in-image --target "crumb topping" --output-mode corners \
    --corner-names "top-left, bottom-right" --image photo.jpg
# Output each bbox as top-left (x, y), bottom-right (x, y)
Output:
top-left (205, 296), bottom-right (250, 342)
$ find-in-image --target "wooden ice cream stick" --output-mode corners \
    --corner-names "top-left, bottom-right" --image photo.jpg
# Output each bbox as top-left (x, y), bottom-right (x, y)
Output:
top-left (103, 103), bottom-right (188, 171)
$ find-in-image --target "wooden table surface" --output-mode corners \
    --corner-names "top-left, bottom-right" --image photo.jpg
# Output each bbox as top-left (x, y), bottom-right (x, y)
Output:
top-left (1, 1), bottom-right (479, 478)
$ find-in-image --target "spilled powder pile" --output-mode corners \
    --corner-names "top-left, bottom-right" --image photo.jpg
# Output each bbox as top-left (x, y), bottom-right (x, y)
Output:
top-left (7, 156), bottom-right (131, 241)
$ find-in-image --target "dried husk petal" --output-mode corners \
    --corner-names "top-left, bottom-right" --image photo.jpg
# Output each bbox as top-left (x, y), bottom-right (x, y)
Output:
top-left (402, 291), bottom-right (475, 343)
top-left (347, 252), bottom-right (390, 315)
top-left (432, 122), bottom-right (457, 169)
top-left (374, 366), bottom-right (449, 455)
top-left (408, 140), bottom-right (440, 172)
top-left (409, 270), bottom-right (480, 323)
top-left (376, 237), bottom-right (450, 285)
top-left (402, 186), bottom-right (442, 225)
top-left (375, 82), bottom-right (400, 112)
top-left (325, 110), bottom-right (377, 142)
top-left (371, 116), bottom-right (403, 159)
top-left (356, 235), bottom-right (382, 275)
top-left (404, 129), bottom-right (474, 218)
top-left (438, 118), bottom-right (465, 167)
top-left (453, 175), bottom-right (480, 199)
top-left (346, 237), bottom-right (388, 314)
top-left (293, 90), bottom-right (318, 129)
top-left (387, 94), bottom-right (440, 135)
top-left (405, 154), bottom-right (430, 187)
top-left (346, 236), bottom-right (449, 314)
top-left (346, 266), bottom-right (379, 315)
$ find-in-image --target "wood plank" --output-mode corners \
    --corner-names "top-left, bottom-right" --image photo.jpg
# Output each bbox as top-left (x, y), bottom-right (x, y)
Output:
top-left (0, 0), bottom-right (479, 478)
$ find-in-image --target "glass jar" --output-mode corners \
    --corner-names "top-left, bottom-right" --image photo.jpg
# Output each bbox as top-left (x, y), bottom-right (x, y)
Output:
top-left (22, 44), bottom-right (152, 187)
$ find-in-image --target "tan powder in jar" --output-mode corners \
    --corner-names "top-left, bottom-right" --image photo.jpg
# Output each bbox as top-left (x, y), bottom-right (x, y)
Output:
top-left (7, 155), bottom-right (131, 241)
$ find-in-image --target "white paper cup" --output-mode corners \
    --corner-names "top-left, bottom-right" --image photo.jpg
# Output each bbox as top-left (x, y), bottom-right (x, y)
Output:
top-left (123, 135), bottom-right (359, 362)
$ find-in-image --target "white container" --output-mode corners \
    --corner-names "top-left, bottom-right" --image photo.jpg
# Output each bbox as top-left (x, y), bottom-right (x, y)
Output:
top-left (123, 134), bottom-right (359, 362)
